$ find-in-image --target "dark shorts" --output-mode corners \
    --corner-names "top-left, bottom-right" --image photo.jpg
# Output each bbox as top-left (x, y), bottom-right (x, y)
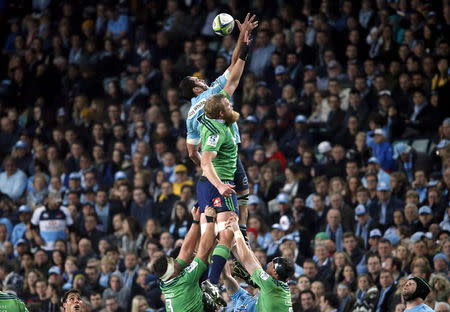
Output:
top-left (234, 157), bottom-right (249, 193)
top-left (196, 178), bottom-right (239, 216)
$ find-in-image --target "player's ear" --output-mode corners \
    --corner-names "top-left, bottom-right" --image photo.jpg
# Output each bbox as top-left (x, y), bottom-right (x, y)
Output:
top-left (193, 86), bottom-right (202, 95)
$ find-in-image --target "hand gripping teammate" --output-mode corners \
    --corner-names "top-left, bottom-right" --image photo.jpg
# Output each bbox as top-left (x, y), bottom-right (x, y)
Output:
top-left (222, 216), bottom-right (295, 312)
top-left (180, 13), bottom-right (258, 244)
top-left (150, 206), bottom-right (217, 312)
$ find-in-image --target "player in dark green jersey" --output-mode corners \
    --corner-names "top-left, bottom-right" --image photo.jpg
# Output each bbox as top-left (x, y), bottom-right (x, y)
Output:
top-left (0, 291), bottom-right (29, 312)
top-left (150, 206), bottom-right (216, 312)
top-left (223, 216), bottom-right (295, 312)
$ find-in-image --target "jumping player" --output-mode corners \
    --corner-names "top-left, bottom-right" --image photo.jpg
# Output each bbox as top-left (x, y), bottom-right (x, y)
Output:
top-left (180, 13), bottom-right (258, 242)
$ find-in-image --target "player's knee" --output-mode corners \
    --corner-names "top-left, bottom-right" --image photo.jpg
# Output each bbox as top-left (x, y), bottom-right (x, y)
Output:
top-left (219, 228), bottom-right (234, 247)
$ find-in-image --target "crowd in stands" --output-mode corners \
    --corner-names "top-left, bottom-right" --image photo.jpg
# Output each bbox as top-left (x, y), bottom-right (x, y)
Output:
top-left (0, 0), bottom-right (450, 311)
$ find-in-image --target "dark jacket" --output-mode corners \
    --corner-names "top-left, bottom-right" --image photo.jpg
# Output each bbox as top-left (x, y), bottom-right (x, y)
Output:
top-left (396, 149), bottom-right (431, 175)
top-left (368, 197), bottom-right (404, 228)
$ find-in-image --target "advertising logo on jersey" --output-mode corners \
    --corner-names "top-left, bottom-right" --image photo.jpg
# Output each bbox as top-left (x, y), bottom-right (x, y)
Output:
top-left (213, 197), bottom-right (222, 207)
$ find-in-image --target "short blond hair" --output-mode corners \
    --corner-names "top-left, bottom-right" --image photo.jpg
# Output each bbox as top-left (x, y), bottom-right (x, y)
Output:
top-left (204, 93), bottom-right (227, 119)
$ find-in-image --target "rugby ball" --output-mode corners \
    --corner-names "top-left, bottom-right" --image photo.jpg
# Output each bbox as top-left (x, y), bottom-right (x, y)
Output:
top-left (212, 13), bottom-right (235, 36)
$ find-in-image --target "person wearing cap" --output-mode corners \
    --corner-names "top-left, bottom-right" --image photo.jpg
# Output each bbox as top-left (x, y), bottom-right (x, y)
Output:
top-left (336, 282), bottom-right (355, 312)
top-left (10, 205), bottom-right (33, 246)
top-left (368, 181), bottom-right (403, 228)
top-left (394, 143), bottom-right (431, 183)
top-left (416, 206), bottom-right (434, 232)
top-left (401, 276), bottom-right (434, 312)
top-left (367, 128), bottom-right (395, 171)
top-left (222, 216), bottom-right (294, 312)
top-left (355, 204), bottom-right (379, 248)
top-left (433, 253), bottom-right (449, 275)
top-left (270, 193), bottom-right (291, 224)
top-left (11, 140), bottom-right (32, 173)
top-left (363, 156), bottom-right (391, 188)
top-left (172, 164), bottom-right (193, 196)
top-left (0, 156), bottom-right (27, 201)
top-left (279, 114), bottom-right (313, 157)
top-left (266, 223), bottom-right (286, 257)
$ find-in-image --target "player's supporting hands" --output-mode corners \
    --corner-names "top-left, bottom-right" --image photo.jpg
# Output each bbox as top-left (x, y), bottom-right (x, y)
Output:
top-left (191, 204), bottom-right (201, 222)
top-left (225, 216), bottom-right (240, 233)
top-left (218, 183), bottom-right (236, 197)
top-left (205, 206), bottom-right (217, 220)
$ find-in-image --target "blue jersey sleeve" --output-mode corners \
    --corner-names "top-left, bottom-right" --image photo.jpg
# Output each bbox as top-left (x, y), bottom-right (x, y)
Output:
top-left (186, 117), bottom-right (201, 145)
top-left (210, 71), bottom-right (229, 92)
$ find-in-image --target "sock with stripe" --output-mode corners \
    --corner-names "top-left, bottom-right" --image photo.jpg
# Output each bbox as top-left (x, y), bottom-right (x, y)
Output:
top-left (208, 244), bottom-right (230, 284)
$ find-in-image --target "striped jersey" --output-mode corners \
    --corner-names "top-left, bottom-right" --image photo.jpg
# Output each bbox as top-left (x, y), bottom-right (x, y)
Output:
top-left (200, 117), bottom-right (238, 181)
top-left (0, 292), bottom-right (29, 312)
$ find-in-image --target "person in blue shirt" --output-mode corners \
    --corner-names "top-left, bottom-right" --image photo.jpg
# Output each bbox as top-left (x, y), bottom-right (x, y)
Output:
top-left (367, 128), bottom-right (395, 171)
top-left (10, 205), bottom-right (32, 245)
top-left (402, 276), bottom-right (434, 312)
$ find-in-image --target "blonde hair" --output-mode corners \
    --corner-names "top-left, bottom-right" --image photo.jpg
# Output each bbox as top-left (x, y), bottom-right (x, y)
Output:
top-left (204, 93), bottom-right (226, 119)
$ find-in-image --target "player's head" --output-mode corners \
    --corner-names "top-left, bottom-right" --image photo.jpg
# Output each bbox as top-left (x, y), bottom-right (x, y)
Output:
top-left (266, 257), bottom-right (295, 282)
top-left (150, 254), bottom-right (179, 282)
top-left (62, 289), bottom-right (82, 312)
top-left (402, 276), bottom-right (431, 302)
top-left (204, 93), bottom-right (240, 124)
top-left (179, 76), bottom-right (208, 99)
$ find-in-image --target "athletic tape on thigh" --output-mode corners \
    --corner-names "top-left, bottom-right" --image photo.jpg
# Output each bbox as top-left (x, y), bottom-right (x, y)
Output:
top-left (237, 194), bottom-right (249, 206)
top-left (200, 222), bottom-right (227, 236)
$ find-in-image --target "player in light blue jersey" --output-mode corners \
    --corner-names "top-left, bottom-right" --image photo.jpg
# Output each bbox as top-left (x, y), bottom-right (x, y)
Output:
top-left (179, 13), bottom-right (257, 244)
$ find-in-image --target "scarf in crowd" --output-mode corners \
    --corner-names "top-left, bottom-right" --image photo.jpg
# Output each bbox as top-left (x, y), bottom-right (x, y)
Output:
top-left (325, 224), bottom-right (344, 251)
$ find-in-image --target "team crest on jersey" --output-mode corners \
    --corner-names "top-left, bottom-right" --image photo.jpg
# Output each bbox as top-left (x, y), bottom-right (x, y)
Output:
top-left (213, 197), bottom-right (222, 207)
top-left (260, 271), bottom-right (269, 280)
top-left (207, 134), bottom-right (219, 147)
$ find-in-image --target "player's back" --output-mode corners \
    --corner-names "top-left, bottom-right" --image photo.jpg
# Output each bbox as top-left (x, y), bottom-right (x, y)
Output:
top-left (0, 292), bottom-right (29, 311)
top-left (251, 268), bottom-right (293, 312)
top-left (160, 258), bottom-right (206, 312)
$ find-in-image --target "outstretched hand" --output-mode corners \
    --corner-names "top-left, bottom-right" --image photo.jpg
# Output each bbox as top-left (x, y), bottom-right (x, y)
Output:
top-left (236, 13), bottom-right (258, 36)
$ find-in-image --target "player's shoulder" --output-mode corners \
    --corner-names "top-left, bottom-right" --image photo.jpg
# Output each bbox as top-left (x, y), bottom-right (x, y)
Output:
top-left (200, 117), bottom-right (222, 135)
top-left (0, 291), bottom-right (21, 301)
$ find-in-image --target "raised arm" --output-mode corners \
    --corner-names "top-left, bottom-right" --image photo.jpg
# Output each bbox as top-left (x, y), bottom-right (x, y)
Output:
top-left (227, 14), bottom-right (258, 72)
top-left (197, 206), bottom-right (217, 263)
top-left (177, 205), bottom-right (201, 264)
top-left (221, 261), bottom-right (240, 295)
top-left (223, 27), bottom-right (254, 97)
top-left (226, 216), bottom-right (262, 275)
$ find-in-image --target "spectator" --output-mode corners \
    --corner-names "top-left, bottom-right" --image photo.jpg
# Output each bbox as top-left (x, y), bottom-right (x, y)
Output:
top-left (0, 156), bottom-right (27, 201)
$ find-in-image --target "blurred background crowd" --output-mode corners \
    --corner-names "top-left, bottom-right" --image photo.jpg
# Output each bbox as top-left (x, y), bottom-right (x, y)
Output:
top-left (0, 0), bottom-right (450, 311)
